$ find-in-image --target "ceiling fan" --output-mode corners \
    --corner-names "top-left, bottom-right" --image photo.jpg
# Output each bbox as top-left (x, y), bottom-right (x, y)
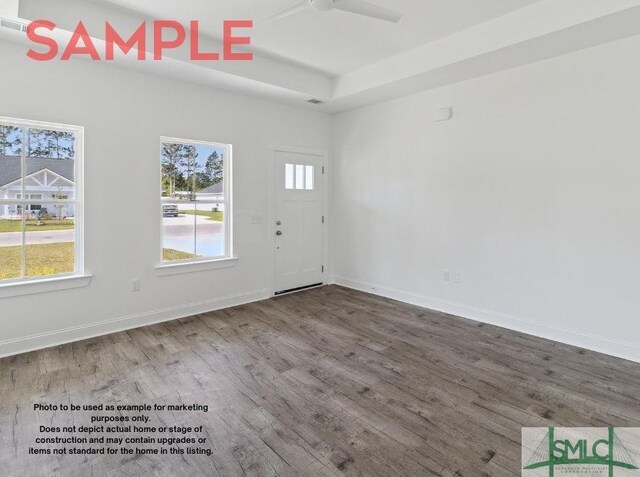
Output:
top-left (259, 0), bottom-right (403, 24)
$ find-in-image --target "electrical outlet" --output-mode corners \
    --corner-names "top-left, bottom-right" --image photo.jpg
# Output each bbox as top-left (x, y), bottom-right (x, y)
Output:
top-left (131, 279), bottom-right (140, 292)
top-left (453, 272), bottom-right (461, 284)
top-left (443, 270), bottom-right (450, 282)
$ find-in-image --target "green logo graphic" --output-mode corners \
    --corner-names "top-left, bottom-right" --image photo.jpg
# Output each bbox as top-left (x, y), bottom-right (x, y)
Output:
top-left (523, 427), bottom-right (639, 477)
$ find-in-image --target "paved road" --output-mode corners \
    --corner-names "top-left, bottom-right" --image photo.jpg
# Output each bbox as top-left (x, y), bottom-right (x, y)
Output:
top-left (162, 214), bottom-right (225, 257)
top-left (0, 215), bottom-right (224, 257)
top-left (162, 214), bottom-right (221, 232)
top-left (0, 229), bottom-right (75, 247)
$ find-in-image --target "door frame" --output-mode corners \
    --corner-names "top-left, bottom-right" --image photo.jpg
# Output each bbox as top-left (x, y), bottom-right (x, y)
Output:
top-left (268, 145), bottom-right (328, 296)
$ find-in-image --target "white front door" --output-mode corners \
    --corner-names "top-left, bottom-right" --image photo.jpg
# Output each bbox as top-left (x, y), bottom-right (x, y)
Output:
top-left (274, 149), bottom-right (324, 294)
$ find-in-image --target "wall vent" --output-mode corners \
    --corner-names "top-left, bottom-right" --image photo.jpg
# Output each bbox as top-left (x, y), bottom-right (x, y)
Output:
top-left (307, 99), bottom-right (324, 105)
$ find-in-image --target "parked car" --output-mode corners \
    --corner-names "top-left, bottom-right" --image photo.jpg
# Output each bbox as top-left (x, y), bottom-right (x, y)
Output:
top-left (162, 204), bottom-right (179, 217)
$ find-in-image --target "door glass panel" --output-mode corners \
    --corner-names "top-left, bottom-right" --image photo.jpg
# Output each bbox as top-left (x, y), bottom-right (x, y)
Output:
top-left (295, 164), bottom-right (304, 190)
top-left (285, 163), bottom-right (316, 191)
top-left (305, 166), bottom-right (314, 190)
top-left (285, 163), bottom-right (294, 190)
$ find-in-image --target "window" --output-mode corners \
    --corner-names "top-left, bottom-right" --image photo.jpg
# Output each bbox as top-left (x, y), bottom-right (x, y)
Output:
top-left (285, 163), bottom-right (315, 190)
top-left (160, 137), bottom-right (231, 263)
top-left (16, 194), bottom-right (43, 213)
top-left (0, 117), bottom-right (83, 284)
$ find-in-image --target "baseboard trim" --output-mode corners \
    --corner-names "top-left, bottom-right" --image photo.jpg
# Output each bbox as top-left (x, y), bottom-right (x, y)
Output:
top-left (332, 276), bottom-right (640, 364)
top-left (0, 289), bottom-right (270, 358)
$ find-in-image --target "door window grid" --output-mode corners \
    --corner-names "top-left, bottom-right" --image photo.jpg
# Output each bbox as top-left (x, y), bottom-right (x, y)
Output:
top-left (285, 163), bottom-right (314, 190)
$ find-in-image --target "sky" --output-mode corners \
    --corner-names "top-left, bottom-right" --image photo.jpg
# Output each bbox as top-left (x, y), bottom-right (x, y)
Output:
top-left (193, 144), bottom-right (226, 168)
top-left (2, 125), bottom-right (226, 165)
top-left (1, 126), bottom-right (75, 159)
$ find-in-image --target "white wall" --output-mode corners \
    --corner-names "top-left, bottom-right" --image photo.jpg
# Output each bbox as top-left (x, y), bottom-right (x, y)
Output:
top-left (332, 35), bottom-right (640, 363)
top-left (3, 31), bottom-right (640, 363)
top-left (0, 40), bottom-right (331, 356)
top-left (0, 0), bottom-right (19, 18)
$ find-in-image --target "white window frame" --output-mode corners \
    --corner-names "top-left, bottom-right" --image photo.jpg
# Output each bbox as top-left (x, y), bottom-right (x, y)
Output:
top-left (157, 136), bottom-right (234, 271)
top-left (0, 116), bottom-right (85, 291)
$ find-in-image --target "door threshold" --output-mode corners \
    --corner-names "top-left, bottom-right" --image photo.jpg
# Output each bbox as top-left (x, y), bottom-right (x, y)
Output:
top-left (274, 283), bottom-right (323, 296)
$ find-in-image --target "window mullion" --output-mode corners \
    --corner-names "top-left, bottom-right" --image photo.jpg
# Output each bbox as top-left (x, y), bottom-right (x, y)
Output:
top-left (21, 209), bottom-right (26, 278)
top-left (193, 205), bottom-right (198, 258)
top-left (20, 128), bottom-right (27, 278)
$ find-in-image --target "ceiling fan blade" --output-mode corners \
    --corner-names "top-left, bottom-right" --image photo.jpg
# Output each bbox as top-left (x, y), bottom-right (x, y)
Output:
top-left (258, 1), bottom-right (310, 24)
top-left (334, 0), bottom-right (403, 23)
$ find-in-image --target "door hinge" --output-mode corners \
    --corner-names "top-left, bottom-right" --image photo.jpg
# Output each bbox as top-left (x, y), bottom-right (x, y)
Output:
top-left (322, 166), bottom-right (325, 174)
top-left (322, 265), bottom-right (324, 273)
top-left (322, 215), bottom-right (325, 224)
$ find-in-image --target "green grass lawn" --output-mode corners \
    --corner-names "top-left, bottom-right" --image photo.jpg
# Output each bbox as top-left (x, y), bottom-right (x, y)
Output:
top-left (179, 210), bottom-right (223, 222)
top-left (0, 219), bottom-right (75, 233)
top-left (0, 243), bottom-right (196, 279)
top-left (0, 242), bottom-right (75, 280)
top-left (162, 248), bottom-right (197, 261)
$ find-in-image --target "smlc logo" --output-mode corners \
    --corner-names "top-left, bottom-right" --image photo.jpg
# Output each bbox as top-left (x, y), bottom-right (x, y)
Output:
top-left (522, 427), bottom-right (640, 476)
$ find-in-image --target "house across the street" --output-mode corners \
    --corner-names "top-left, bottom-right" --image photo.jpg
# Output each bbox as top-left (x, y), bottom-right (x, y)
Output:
top-left (164, 181), bottom-right (225, 213)
top-left (0, 155), bottom-right (75, 219)
top-left (197, 181), bottom-right (223, 201)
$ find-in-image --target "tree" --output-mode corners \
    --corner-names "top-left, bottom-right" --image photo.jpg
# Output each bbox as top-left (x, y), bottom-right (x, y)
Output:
top-left (27, 129), bottom-right (75, 159)
top-left (205, 150), bottom-right (223, 185)
top-left (174, 173), bottom-right (188, 192)
top-left (27, 129), bottom-right (47, 157)
top-left (194, 172), bottom-right (211, 191)
top-left (183, 145), bottom-right (200, 199)
top-left (161, 143), bottom-right (191, 197)
top-left (203, 151), bottom-right (217, 183)
top-left (0, 126), bottom-right (75, 158)
top-left (52, 187), bottom-right (67, 221)
top-left (42, 130), bottom-right (75, 159)
top-left (0, 125), bottom-right (21, 156)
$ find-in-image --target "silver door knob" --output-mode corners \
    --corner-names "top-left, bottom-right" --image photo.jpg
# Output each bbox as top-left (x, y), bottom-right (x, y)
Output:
top-left (276, 230), bottom-right (283, 236)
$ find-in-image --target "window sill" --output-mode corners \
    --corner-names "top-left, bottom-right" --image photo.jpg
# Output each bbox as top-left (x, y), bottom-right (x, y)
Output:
top-left (155, 257), bottom-right (238, 276)
top-left (0, 274), bottom-right (93, 299)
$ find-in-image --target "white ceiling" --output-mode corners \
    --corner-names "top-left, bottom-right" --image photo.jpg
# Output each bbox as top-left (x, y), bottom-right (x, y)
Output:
top-left (10, 0), bottom-right (640, 112)
top-left (93, 0), bottom-right (544, 76)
